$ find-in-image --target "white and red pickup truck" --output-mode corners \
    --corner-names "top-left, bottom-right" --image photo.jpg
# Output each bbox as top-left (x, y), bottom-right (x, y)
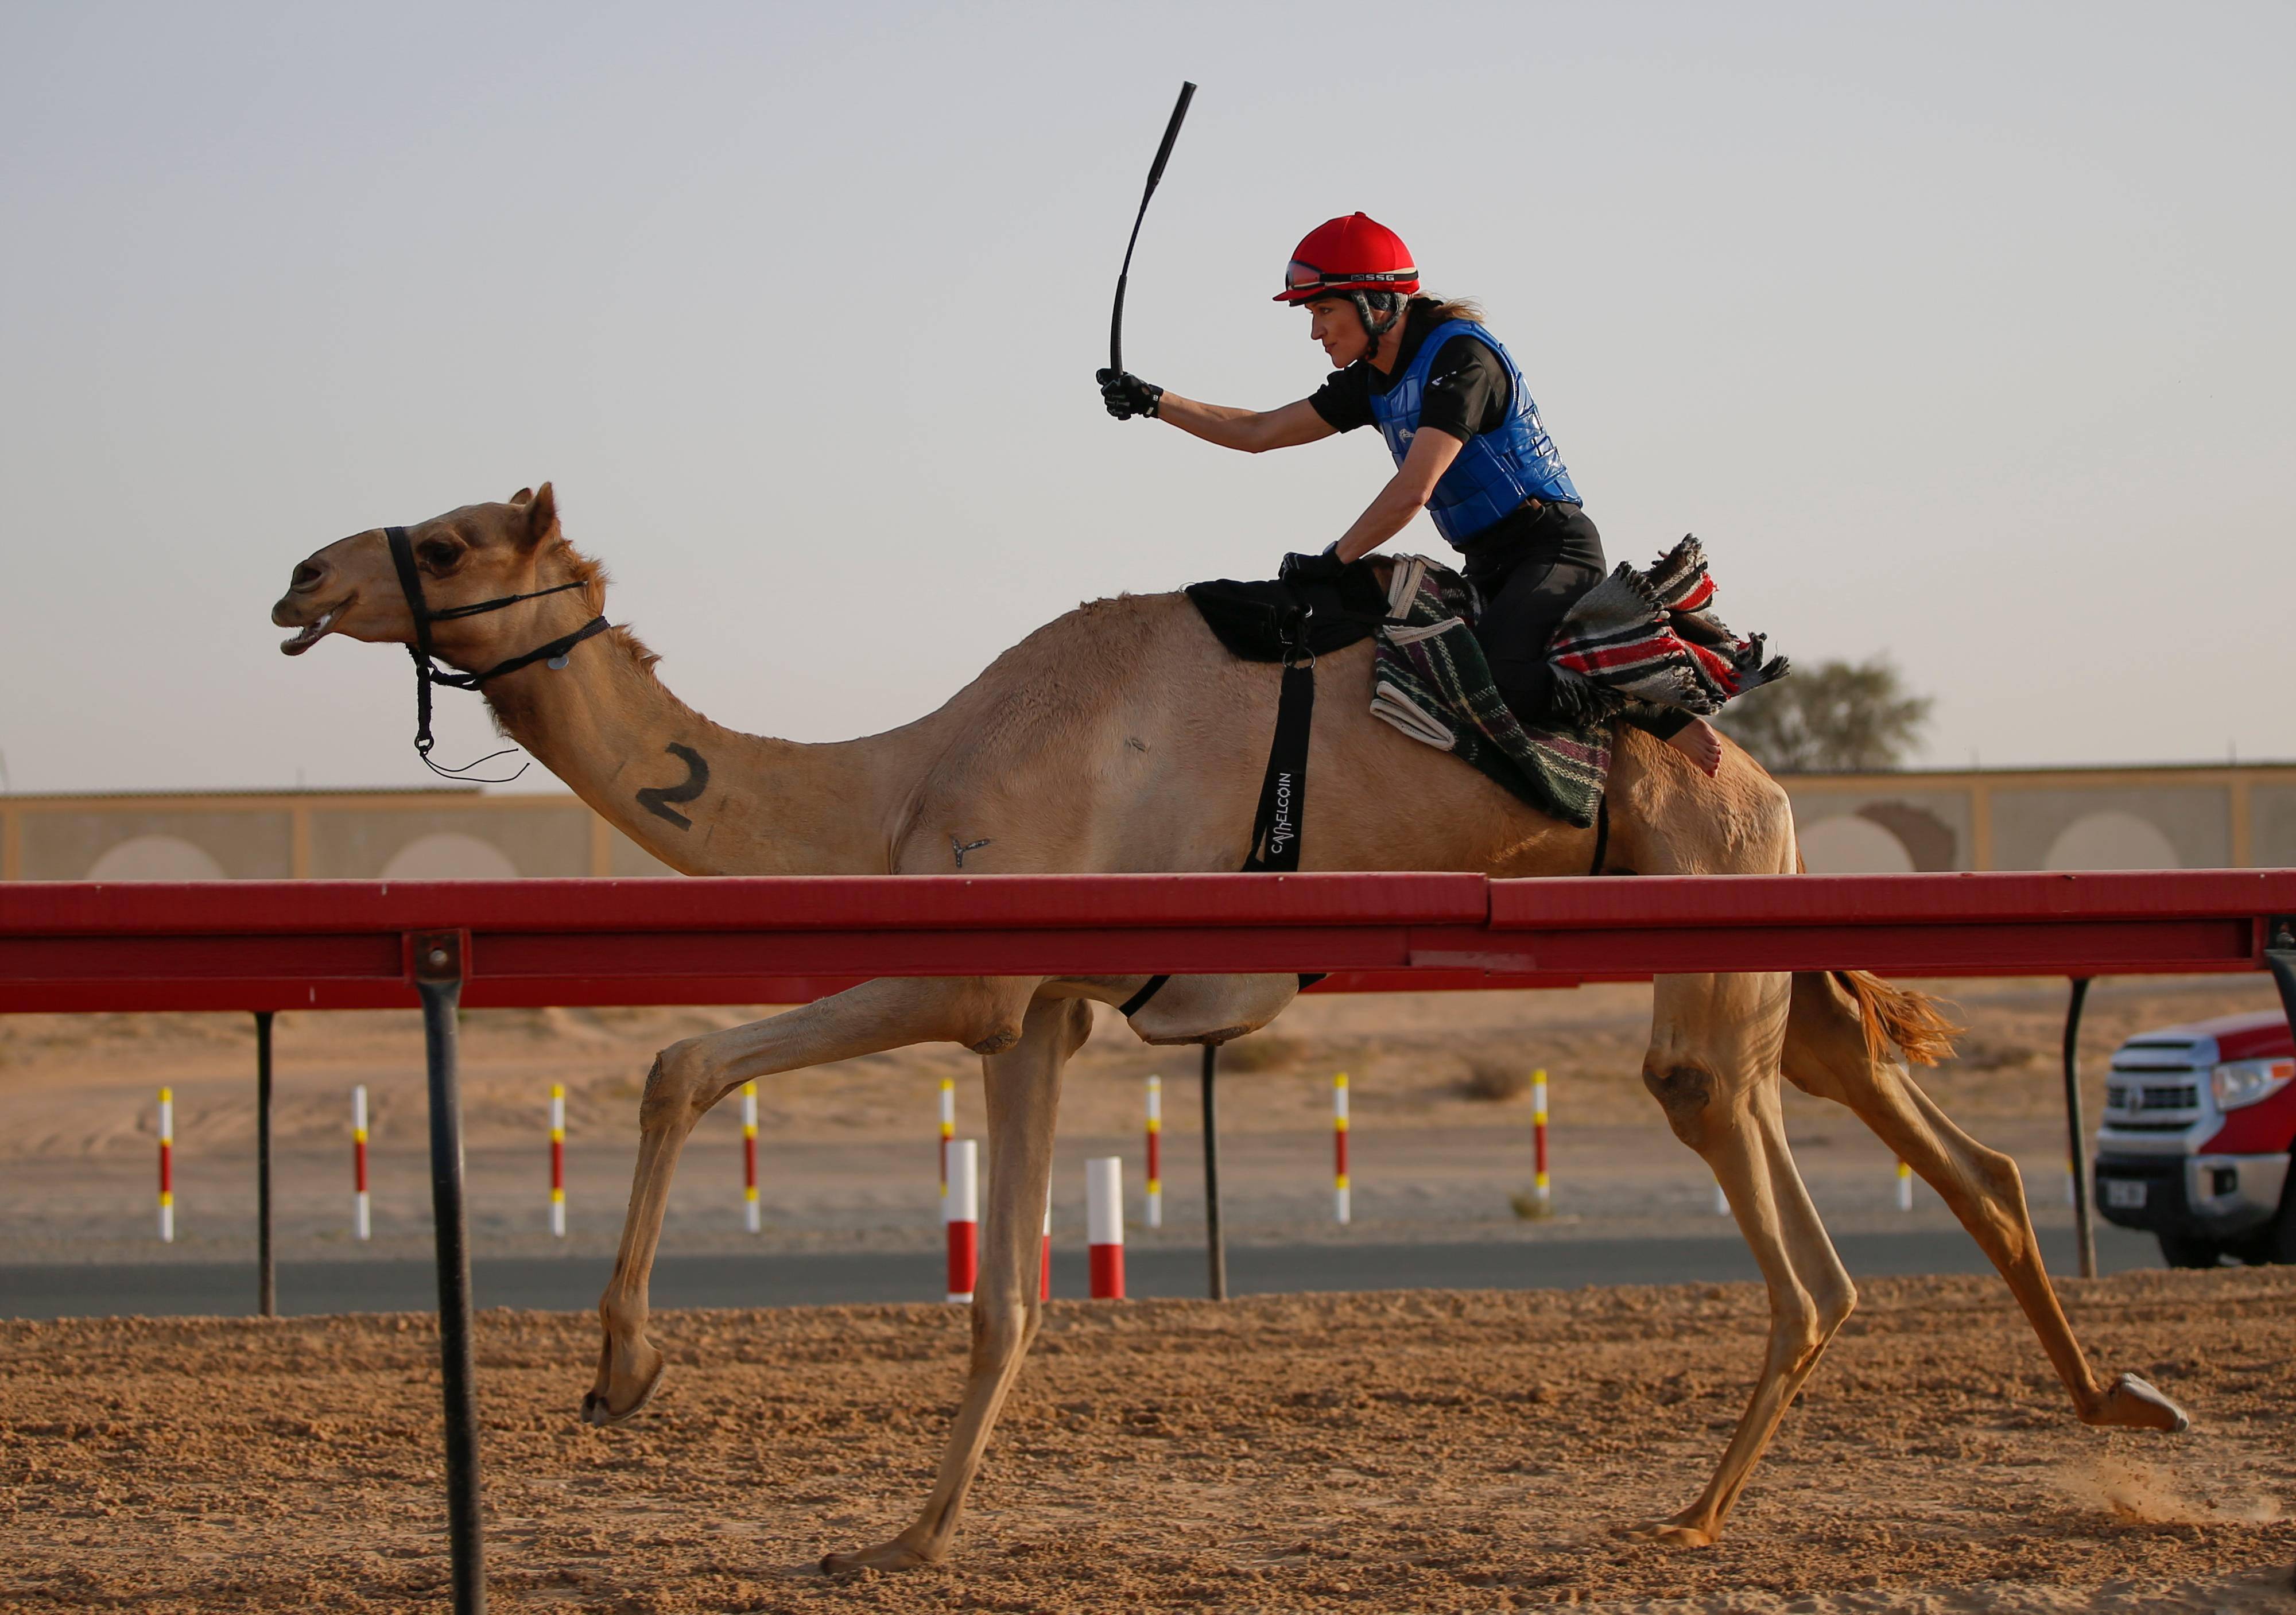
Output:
top-left (2093, 1008), bottom-right (2296, 1267)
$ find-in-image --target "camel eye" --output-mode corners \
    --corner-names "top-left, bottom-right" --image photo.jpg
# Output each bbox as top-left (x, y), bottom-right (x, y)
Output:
top-left (419, 539), bottom-right (462, 571)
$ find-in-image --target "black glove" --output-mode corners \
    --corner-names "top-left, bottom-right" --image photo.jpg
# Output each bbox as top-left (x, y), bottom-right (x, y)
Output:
top-left (1096, 368), bottom-right (1163, 421)
top-left (1279, 545), bottom-right (1348, 588)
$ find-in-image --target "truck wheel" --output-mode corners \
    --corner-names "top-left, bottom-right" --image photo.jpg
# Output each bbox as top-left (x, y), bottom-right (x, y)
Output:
top-left (2236, 1174), bottom-right (2296, 1267)
top-left (2157, 1232), bottom-right (2224, 1268)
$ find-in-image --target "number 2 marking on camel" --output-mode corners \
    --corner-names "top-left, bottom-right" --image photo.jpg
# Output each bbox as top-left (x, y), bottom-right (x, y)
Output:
top-left (635, 743), bottom-right (710, 830)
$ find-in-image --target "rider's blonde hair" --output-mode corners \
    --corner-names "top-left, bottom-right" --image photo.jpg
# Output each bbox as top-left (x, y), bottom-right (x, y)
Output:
top-left (1411, 294), bottom-right (1486, 324)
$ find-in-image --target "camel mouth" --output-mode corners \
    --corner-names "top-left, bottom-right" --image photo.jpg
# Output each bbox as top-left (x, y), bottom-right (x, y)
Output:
top-left (278, 597), bottom-right (351, 656)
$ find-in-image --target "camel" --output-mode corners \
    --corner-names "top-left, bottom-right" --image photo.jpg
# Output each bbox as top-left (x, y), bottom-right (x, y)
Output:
top-left (271, 484), bottom-right (2188, 1571)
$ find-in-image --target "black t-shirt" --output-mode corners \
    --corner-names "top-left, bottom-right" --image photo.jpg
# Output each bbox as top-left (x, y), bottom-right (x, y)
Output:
top-left (1308, 301), bottom-right (1513, 442)
top-left (1306, 301), bottom-right (1593, 566)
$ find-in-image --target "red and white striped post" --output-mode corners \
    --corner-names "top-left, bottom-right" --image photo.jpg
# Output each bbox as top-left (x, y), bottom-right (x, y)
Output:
top-left (1896, 1158), bottom-right (1914, 1212)
top-left (1144, 1074), bottom-right (1163, 1229)
top-left (938, 1077), bottom-right (955, 1198)
top-left (742, 1080), bottom-right (761, 1233)
top-left (1087, 1156), bottom-right (1124, 1299)
top-left (1333, 1071), bottom-right (1351, 1224)
top-left (1531, 1068), bottom-right (1550, 1212)
top-left (157, 1086), bottom-right (174, 1243)
top-left (1040, 1191), bottom-right (1052, 1302)
top-left (944, 1138), bottom-right (978, 1303)
top-left (352, 1085), bottom-right (371, 1241)
top-left (548, 1082), bottom-right (567, 1238)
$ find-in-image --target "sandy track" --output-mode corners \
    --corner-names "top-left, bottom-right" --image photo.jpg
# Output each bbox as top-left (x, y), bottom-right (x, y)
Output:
top-left (5, 1270), bottom-right (2292, 1612)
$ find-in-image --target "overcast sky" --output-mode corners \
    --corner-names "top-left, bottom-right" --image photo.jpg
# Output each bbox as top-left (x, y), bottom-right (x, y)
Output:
top-left (2, 1), bottom-right (2289, 795)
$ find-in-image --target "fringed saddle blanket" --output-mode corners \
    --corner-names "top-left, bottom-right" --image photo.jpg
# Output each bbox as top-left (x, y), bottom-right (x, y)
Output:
top-left (1371, 537), bottom-right (1788, 829)
top-left (1548, 537), bottom-right (1790, 717)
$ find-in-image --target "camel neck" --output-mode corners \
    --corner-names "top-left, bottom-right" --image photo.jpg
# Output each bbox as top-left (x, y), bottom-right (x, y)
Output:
top-left (472, 608), bottom-right (893, 876)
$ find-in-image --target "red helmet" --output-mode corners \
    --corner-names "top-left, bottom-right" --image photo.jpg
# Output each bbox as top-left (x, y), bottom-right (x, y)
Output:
top-left (1273, 213), bottom-right (1420, 304)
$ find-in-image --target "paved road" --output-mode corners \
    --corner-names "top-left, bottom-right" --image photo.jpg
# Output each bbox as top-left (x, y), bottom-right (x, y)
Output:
top-left (0, 1225), bottom-right (2166, 1320)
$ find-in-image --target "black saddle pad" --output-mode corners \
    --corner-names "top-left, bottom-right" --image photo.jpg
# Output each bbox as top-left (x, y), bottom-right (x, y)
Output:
top-left (1182, 564), bottom-right (1393, 663)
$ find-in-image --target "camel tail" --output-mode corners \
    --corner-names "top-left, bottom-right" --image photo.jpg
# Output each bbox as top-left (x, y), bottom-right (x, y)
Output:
top-left (1833, 969), bottom-right (1963, 1068)
top-left (1787, 844), bottom-right (1961, 1067)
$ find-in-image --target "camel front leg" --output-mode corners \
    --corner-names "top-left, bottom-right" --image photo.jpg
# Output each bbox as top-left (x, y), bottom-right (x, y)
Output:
top-left (1781, 970), bottom-right (2188, 1433)
top-left (1624, 971), bottom-right (1857, 1548)
top-left (581, 974), bottom-right (1040, 1427)
top-left (823, 992), bottom-right (1089, 1573)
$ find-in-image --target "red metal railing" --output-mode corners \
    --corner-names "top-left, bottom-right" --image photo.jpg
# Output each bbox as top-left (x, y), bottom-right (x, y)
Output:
top-left (3, 868), bottom-right (2291, 1012)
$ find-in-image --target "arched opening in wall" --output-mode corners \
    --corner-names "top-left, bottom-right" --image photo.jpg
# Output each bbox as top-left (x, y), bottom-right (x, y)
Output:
top-left (381, 833), bottom-right (522, 880)
top-left (1796, 814), bottom-right (1915, 874)
top-left (2043, 811), bottom-right (2181, 871)
top-left (87, 834), bottom-right (228, 881)
top-left (1856, 801), bottom-right (1957, 871)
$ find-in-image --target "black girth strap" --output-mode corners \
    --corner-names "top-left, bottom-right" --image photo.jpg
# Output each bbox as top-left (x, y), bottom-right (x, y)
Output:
top-left (1242, 659), bottom-right (1316, 872)
top-left (1589, 795), bottom-right (1611, 876)
top-left (1117, 975), bottom-right (1170, 1018)
top-left (385, 524), bottom-right (608, 782)
top-left (1120, 968), bottom-right (1323, 1020)
top-left (1124, 633), bottom-right (1320, 1022)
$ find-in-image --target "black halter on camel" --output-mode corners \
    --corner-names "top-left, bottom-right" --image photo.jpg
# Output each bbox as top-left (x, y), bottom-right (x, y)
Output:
top-left (385, 524), bottom-right (610, 783)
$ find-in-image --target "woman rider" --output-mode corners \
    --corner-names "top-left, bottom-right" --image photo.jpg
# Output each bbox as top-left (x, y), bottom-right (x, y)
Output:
top-left (1096, 212), bottom-right (1720, 774)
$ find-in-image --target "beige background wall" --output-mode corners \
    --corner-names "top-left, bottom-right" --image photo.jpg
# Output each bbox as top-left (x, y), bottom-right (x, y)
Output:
top-left (3, 767), bottom-right (2291, 880)
top-left (2254, 786), bottom-right (2296, 869)
top-left (1783, 765), bottom-right (2291, 874)
top-left (1, 790), bottom-right (673, 881)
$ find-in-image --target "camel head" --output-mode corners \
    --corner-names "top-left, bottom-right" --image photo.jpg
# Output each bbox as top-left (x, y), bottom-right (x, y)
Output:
top-left (272, 484), bottom-right (592, 667)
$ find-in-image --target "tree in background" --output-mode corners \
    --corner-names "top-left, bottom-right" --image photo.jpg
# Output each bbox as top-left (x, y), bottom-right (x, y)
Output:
top-left (1715, 657), bottom-right (1932, 773)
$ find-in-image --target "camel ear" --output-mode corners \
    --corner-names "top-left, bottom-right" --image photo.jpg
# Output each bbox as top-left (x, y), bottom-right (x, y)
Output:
top-left (520, 482), bottom-right (559, 550)
top-left (509, 487), bottom-right (534, 506)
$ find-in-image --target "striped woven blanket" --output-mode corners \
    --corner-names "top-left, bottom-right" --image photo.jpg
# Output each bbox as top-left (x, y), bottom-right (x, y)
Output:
top-left (1549, 535), bottom-right (1790, 716)
top-left (1370, 537), bottom-right (1786, 829)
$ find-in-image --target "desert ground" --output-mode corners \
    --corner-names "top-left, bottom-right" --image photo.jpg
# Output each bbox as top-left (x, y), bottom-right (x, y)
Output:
top-left (3, 1271), bottom-right (2292, 1612)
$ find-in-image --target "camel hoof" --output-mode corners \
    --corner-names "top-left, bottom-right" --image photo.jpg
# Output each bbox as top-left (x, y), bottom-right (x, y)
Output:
top-left (820, 1539), bottom-right (935, 1575)
top-left (2091, 1371), bottom-right (2189, 1434)
top-left (1616, 1517), bottom-right (1717, 1548)
top-left (580, 1341), bottom-right (666, 1428)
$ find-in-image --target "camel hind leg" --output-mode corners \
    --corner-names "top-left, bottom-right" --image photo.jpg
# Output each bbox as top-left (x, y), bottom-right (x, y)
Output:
top-left (1624, 969), bottom-right (1859, 1547)
top-left (1781, 968), bottom-right (2188, 1433)
top-left (582, 973), bottom-right (1041, 1427)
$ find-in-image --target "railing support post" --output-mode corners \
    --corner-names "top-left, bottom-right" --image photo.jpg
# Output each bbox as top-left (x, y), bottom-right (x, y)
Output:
top-left (2062, 977), bottom-right (2096, 1280)
top-left (1201, 1043), bottom-right (1226, 1302)
top-left (254, 1010), bottom-right (276, 1318)
top-left (2267, 917), bottom-right (2296, 1053)
top-left (412, 930), bottom-right (486, 1615)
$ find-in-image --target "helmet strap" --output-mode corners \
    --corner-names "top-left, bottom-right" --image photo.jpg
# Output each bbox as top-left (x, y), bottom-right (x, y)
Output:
top-left (1352, 290), bottom-right (1403, 358)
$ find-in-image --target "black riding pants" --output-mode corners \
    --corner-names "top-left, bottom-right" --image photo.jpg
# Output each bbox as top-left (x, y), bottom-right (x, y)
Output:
top-left (1462, 503), bottom-right (1607, 727)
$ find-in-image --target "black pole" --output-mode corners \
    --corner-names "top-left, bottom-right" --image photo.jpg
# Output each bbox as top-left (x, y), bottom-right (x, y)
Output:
top-left (254, 1010), bottom-right (276, 1318)
top-left (2062, 977), bottom-right (2096, 1280)
top-left (2266, 917), bottom-right (2296, 1047)
top-left (1200, 1043), bottom-right (1226, 1301)
top-left (413, 931), bottom-right (486, 1615)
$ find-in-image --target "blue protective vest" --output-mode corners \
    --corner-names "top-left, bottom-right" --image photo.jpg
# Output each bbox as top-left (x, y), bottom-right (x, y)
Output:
top-left (1368, 320), bottom-right (1581, 548)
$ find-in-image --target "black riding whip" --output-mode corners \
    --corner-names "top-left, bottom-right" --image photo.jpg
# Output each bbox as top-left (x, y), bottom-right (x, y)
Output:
top-left (1109, 80), bottom-right (1196, 376)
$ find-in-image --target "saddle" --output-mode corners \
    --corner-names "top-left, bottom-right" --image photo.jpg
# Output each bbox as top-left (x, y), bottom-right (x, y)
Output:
top-left (1183, 537), bottom-right (1788, 833)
